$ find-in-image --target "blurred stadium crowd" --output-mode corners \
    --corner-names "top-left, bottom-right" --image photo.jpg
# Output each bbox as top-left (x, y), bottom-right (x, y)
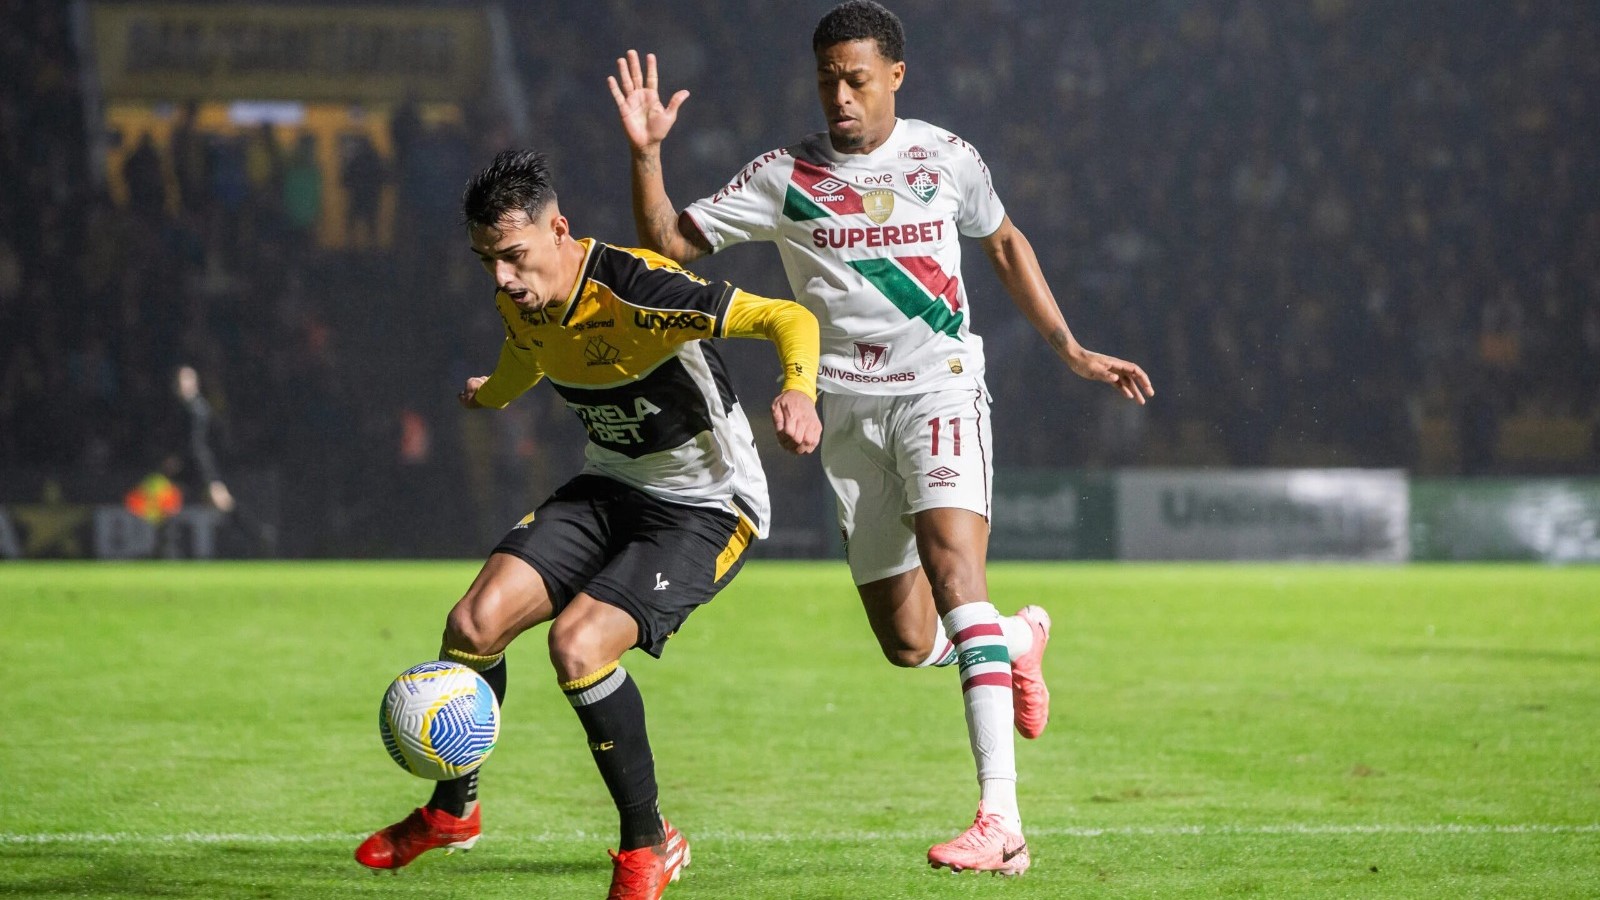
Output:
top-left (1, 0), bottom-right (1596, 554)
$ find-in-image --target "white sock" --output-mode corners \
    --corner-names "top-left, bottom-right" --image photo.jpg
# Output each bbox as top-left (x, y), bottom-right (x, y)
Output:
top-left (916, 619), bottom-right (958, 668)
top-left (1000, 613), bottom-right (1033, 659)
top-left (942, 601), bottom-right (1020, 827)
top-left (981, 776), bottom-right (1020, 829)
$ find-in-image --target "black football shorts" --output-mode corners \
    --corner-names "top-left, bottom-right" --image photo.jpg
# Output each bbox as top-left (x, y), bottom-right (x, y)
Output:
top-left (493, 474), bottom-right (753, 656)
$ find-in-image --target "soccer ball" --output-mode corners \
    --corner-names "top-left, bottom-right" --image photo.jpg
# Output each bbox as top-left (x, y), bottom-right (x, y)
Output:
top-left (378, 661), bottom-right (500, 780)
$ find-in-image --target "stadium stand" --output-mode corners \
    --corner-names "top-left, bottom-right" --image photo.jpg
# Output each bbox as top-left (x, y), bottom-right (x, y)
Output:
top-left (2, 0), bottom-right (1595, 556)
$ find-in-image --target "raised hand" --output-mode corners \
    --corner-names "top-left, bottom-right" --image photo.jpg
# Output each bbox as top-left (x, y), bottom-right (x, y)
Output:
top-left (608, 49), bottom-right (690, 151)
top-left (1069, 351), bottom-right (1155, 405)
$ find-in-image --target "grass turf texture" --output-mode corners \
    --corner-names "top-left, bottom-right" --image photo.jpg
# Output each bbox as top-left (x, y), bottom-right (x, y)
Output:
top-left (2, 561), bottom-right (1597, 899)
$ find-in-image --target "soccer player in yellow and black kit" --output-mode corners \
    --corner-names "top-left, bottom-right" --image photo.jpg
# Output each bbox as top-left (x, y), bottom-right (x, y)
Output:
top-left (356, 149), bottom-right (821, 900)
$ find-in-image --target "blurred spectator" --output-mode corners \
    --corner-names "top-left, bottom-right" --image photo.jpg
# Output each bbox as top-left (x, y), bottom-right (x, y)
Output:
top-left (208, 134), bottom-right (251, 220)
top-left (280, 135), bottom-right (322, 240)
top-left (341, 132), bottom-right (388, 248)
top-left (170, 100), bottom-right (208, 216)
top-left (243, 122), bottom-right (285, 229)
top-left (121, 133), bottom-right (165, 219)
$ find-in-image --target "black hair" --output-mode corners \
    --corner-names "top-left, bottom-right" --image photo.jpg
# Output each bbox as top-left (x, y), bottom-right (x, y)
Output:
top-left (461, 149), bottom-right (557, 228)
top-left (813, 0), bottom-right (904, 61)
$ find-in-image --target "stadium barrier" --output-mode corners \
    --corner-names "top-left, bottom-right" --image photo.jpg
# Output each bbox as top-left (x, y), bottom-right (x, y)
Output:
top-left (3, 469), bottom-right (1598, 562)
top-left (989, 469), bottom-right (1115, 560)
top-left (992, 470), bottom-right (1600, 563)
top-left (1410, 478), bottom-right (1600, 563)
top-left (1114, 469), bottom-right (1411, 562)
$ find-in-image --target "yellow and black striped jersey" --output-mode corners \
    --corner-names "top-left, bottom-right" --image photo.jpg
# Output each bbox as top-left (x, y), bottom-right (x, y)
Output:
top-left (474, 238), bottom-right (818, 537)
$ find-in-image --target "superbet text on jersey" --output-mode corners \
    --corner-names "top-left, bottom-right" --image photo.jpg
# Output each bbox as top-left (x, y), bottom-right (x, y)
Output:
top-left (684, 119), bottom-right (1005, 397)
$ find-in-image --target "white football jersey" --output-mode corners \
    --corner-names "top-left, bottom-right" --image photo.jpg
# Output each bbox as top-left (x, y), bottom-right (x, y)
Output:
top-left (683, 118), bottom-right (1005, 396)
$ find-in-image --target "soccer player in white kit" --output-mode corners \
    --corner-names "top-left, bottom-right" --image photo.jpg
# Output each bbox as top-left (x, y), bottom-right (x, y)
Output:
top-left (609, 0), bottom-right (1153, 874)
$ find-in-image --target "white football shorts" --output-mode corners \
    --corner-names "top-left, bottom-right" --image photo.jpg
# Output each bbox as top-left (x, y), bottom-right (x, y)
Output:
top-left (821, 388), bottom-right (994, 585)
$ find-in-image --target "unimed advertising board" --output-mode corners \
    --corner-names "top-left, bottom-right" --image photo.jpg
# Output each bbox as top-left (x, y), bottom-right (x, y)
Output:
top-left (1116, 469), bottom-right (1410, 562)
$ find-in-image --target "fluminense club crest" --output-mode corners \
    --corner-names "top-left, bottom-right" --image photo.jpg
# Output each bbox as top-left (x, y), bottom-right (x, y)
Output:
top-left (854, 341), bottom-right (890, 373)
top-left (905, 165), bottom-right (940, 204)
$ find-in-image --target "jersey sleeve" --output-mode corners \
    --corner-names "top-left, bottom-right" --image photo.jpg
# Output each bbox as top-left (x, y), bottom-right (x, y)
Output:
top-left (720, 290), bottom-right (820, 399)
top-left (680, 149), bottom-right (788, 251)
top-left (604, 245), bottom-right (738, 322)
top-left (951, 136), bottom-right (1007, 238)
top-left (473, 339), bottom-right (545, 409)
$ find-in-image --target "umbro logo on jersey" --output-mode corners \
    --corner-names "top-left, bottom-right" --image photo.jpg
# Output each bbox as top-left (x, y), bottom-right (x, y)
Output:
top-left (812, 177), bottom-right (850, 200)
top-left (905, 165), bottom-right (941, 204)
top-left (927, 466), bottom-right (960, 487)
top-left (654, 573), bottom-right (670, 591)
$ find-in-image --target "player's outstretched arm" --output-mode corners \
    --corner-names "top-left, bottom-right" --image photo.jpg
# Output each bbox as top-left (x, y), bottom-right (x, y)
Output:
top-left (721, 291), bottom-right (821, 454)
top-left (608, 49), bottom-right (711, 263)
top-left (981, 217), bottom-right (1155, 404)
top-left (463, 341), bottom-right (546, 410)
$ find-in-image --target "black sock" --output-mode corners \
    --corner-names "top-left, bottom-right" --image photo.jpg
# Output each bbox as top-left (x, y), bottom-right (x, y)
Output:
top-left (563, 665), bottom-right (663, 850)
top-left (427, 656), bottom-right (507, 817)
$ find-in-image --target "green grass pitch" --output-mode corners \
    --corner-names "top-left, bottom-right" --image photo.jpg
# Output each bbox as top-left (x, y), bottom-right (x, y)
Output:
top-left (2, 561), bottom-right (1597, 898)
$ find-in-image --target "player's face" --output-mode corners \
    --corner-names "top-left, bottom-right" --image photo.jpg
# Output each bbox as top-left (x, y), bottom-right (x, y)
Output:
top-left (815, 39), bottom-right (904, 154)
top-left (175, 366), bottom-right (198, 400)
top-left (469, 207), bottom-right (575, 312)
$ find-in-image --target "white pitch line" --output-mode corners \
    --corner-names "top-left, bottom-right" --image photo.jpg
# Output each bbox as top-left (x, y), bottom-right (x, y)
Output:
top-left (3, 823), bottom-right (1597, 846)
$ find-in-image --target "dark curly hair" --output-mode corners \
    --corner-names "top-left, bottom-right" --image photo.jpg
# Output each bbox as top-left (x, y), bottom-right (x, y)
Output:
top-left (461, 149), bottom-right (558, 228)
top-left (813, 0), bottom-right (904, 62)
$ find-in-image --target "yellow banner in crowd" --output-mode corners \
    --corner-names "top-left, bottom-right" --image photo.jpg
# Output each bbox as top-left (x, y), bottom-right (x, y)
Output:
top-left (89, 3), bottom-right (490, 102)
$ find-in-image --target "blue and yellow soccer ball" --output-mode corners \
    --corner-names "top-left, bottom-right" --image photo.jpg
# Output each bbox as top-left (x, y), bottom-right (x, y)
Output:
top-left (379, 661), bottom-right (500, 780)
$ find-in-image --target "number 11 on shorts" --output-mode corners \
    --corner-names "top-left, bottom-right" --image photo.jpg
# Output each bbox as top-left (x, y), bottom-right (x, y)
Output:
top-left (929, 416), bottom-right (962, 456)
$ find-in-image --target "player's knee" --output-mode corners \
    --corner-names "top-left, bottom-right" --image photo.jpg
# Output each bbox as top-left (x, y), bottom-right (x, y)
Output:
top-left (546, 618), bottom-right (611, 683)
top-left (922, 565), bottom-right (983, 607)
top-left (881, 641), bottom-right (927, 668)
top-left (442, 599), bottom-right (501, 657)
top-left (870, 623), bottom-right (934, 667)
